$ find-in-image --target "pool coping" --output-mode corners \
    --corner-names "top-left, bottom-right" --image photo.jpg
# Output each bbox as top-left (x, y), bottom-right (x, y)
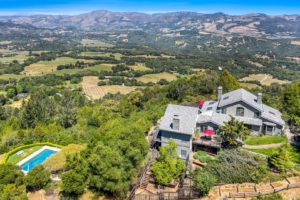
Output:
top-left (17, 145), bottom-right (61, 168)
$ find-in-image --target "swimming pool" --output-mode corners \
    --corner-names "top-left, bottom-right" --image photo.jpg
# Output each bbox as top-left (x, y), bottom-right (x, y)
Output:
top-left (19, 147), bottom-right (59, 172)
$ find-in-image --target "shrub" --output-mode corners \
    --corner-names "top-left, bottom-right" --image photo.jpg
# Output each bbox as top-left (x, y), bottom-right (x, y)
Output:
top-left (194, 151), bottom-right (212, 163)
top-left (0, 164), bottom-right (24, 186)
top-left (270, 146), bottom-right (293, 172)
top-left (206, 149), bottom-right (268, 183)
top-left (193, 169), bottom-right (216, 196)
top-left (0, 184), bottom-right (28, 200)
top-left (61, 170), bottom-right (86, 195)
top-left (24, 166), bottom-right (51, 191)
top-left (152, 140), bottom-right (186, 186)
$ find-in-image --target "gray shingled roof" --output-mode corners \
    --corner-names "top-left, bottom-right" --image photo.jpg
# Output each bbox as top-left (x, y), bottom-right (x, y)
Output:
top-left (218, 88), bottom-right (284, 126)
top-left (159, 89), bottom-right (284, 136)
top-left (201, 100), bottom-right (218, 112)
top-left (261, 104), bottom-right (285, 126)
top-left (159, 104), bottom-right (199, 135)
top-left (218, 88), bottom-right (263, 111)
top-left (197, 112), bottom-right (262, 126)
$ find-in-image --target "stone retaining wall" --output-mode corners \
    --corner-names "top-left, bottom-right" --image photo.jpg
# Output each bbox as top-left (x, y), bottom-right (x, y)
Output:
top-left (220, 176), bottom-right (300, 199)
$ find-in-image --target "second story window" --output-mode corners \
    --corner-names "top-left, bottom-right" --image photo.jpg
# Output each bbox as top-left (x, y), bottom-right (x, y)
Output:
top-left (236, 107), bottom-right (245, 117)
top-left (254, 112), bottom-right (260, 118)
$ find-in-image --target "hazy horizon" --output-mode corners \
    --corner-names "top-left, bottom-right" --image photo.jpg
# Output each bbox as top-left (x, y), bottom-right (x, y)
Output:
top-left (0, 9), bottom-right (299, 17)
top-left (0, 0), bottom-right (299, 16)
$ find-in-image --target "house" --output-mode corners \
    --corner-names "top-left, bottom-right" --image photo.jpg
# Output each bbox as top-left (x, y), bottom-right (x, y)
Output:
top-left (155, 87), bottom-right (285, 159)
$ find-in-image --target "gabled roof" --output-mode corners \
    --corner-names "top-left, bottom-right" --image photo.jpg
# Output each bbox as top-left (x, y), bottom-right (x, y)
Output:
top-left (261, 104), bottom-right (285, 126)
top-left (159, 104), bottom-right (199, 135)
top-left (218, 88), bottom-right (263, 111)
top-left (218, 88), bottom-right (284, 126)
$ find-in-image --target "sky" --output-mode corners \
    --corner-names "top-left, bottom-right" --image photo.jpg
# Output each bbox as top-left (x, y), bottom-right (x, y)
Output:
top-left (0, 0), bottom-right (299, 15)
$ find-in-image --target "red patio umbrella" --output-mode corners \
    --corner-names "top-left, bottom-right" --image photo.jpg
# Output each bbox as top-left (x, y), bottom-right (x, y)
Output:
top-left (196, 101), bottom-right (205, 107)
top-left (203, 129), bottom-right (215, 135)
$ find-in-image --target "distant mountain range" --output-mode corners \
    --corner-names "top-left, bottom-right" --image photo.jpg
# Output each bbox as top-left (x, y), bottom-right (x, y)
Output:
top-left (0, 10), bottom-right (299, 38)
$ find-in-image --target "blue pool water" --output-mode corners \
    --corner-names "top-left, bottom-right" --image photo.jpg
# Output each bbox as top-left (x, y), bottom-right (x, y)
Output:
top-left (21, 149), bottom-right (57, 172)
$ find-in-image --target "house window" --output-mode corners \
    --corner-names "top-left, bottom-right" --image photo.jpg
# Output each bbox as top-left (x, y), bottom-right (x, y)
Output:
top-left (207, 107), bottom-right (213, 111)
top-left (222, 108), bottom-right (227, 114)
top-left (209, 101), bottom-right (215, 105)
top-left (181, 150), bottom-right (187, 158)
top-left (254, 112), bottom-right (260, 118)
top-left (236, 107), bottom-right (245, 117)
top-left (267, 126), bottom-right (273, 133)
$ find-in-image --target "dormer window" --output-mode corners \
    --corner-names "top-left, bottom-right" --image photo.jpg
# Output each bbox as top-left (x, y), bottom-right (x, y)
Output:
top-left (223, 96), bottom-right (229, 100)
top-left (236, 107), bottom-right (245, 117)
top-left (209, 101), bottom-right (215, 105)
top-left (269, 111), bottom-right (275, 115)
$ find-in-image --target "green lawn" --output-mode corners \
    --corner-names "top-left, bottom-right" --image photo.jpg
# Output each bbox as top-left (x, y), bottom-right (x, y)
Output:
top-left (7, 146), bottom-right (43, 165)
top-left (245, 148), bottom-right (279, 157)
top-left (244, 135), bottom-right (287, 145)
top-left (43, 144), bottom-right (86, 172)
top-left (245, 145), bottom-right (300, 164)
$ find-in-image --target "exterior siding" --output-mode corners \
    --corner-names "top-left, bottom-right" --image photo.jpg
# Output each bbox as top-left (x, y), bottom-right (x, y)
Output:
top-left (223, 101), bottom-right (260, 119)
top-left (160, 130), bottom-right (192, 159)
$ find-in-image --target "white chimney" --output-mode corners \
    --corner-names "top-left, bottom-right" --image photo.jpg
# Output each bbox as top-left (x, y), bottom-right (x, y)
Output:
top-left (217, 86), bottom-right (223, 101)
top-left (257, 93), bottom-right (262, 104)
top-left (172, 115), bottom-right (180, 130)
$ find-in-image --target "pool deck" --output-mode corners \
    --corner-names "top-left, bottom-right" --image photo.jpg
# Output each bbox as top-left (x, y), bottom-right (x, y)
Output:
top-left (17, 146), bottom-right (61, 167)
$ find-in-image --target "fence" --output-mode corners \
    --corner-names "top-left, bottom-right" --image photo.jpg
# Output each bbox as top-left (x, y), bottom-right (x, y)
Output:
top-left (135, 188), bottom-right (200, 200)
top-left (219, 176), bottom-right (300, 198)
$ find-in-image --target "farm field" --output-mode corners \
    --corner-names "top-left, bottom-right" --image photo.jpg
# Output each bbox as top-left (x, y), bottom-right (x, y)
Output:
top-left (240, 82), bottom-right (259, 89)
top-left (0, 73), bottom-right (26, 80)
top-left (87, 64), bottom-right (114, 72)
top-left (287, 57), bottom-right (300, 62)
top-left (291, 40), bottom-right (300, 46)
top-left (130, 63), bottom-right (151, 71)
top-left (240, 74), bottom-right (289, 86)
top-left (136, 72), bottom-right (177, 83)
top-left (23, 57), bottom-right (95, 75)
top-left (80, 52), bottom-right (123, 60)
top-left (0, 51), bottom-right (30, 64)
top-left (0, 41), bottom-right (12, 45)
top-left (82, 76), bottom-right (136, 99)
top-left (80, 39), bottom-right (114, 48)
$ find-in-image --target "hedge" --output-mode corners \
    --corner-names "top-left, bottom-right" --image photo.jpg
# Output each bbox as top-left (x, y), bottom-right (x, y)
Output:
top-left (1, 142), bottom-right (63, 164)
